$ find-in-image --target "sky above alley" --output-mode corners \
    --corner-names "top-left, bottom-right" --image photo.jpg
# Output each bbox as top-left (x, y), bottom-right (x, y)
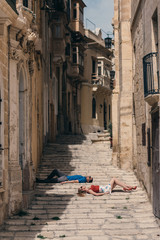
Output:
top-left (84, 0), bottom-right (114, 38)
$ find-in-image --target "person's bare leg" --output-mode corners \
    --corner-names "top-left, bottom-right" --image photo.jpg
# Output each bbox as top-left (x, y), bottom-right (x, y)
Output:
top-left (110, 178), bottom-right (135, 191)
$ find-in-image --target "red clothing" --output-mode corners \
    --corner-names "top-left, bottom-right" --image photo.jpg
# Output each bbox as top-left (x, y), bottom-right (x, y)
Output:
top-left (90, 185), bottom-right (99, 193)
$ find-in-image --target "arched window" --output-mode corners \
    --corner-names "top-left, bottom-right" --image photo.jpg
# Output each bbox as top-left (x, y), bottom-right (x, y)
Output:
top-left (92, 98), bottom-right (96, 119)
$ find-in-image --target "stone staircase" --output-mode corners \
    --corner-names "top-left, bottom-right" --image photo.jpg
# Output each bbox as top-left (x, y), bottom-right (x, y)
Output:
top-left (0, 134), bottom-right (160, 240)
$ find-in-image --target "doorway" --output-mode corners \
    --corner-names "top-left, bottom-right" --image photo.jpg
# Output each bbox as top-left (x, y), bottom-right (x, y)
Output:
top-left (104, 101), bottom-right (107, 130)
top-left (19, 69), bottom-right (26, 170)
top-left (152, 110), bottom-right (160, 218)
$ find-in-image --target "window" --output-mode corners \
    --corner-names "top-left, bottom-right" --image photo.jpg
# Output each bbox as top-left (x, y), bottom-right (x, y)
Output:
top-left (72, 47), bottom-right (84, 66)
top-left (92, 98), bottom-right (96, 119)
top-left (23, 0), bottom-right (28, 7)
top-left (73, 8), bottom-right (77, 19)
top-left (92, 59), bottom-right (96, 74)
top-left (55, 25), bottom-right (61, 38)
top-left (79, 52), bottom-right (84, 66)
top-left (152, 9), bottom-right (158, 52)
top-left (79, 6), bottom-right (83, 22)
top-left (73, 3), bottom-right (77, 19)
top-left (142, 123), bottom-right (146, 146)
top-left (65, 43), bottom-right (70, 56)
top-left (72, 47), bottom-right (77, 63)
top-left (98, 66), bottom-right (101, 76)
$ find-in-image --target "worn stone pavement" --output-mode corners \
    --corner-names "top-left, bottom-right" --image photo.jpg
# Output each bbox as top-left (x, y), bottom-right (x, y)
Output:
top-left (0, 134), bottom-right (160, 240)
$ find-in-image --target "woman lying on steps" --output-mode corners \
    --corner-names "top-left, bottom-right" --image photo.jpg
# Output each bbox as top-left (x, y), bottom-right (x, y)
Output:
top-left (78, 177), bottom-right (137, 196)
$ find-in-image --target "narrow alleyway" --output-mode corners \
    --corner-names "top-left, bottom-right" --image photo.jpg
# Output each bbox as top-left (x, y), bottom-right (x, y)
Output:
top-left (0, 134), bottom-right (160, 240)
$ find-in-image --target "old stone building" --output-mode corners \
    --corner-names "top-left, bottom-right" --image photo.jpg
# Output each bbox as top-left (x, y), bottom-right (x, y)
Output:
top-left (0, 0), bottom-right (114, 226)
top-left (113, 0), bottom-right (160, 219)
top-left (81, 28), bottom-right (113, 134)
top-left (0, 0), bottom-right (44, 224)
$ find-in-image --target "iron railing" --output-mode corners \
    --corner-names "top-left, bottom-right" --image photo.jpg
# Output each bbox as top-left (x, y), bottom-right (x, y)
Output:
top-left (143, 52), bottom-right (160, 97)
top-left (91, 73), bottom-right (113, 90)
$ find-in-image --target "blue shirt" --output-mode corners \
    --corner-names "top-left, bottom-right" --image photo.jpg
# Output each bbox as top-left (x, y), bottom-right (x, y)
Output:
top-left (66, 175), bottom-right (86, 183)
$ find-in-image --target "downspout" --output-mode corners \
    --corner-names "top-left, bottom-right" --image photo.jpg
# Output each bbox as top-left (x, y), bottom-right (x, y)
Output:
top-left (7, 24), bottom-right (11, 215)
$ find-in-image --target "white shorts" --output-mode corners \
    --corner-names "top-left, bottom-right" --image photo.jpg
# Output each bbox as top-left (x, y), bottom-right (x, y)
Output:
top-left (99, 184), bottom-right (111, 194)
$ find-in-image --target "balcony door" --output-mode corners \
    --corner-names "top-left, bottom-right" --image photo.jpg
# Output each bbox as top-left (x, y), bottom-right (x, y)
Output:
top-left (152, 110), bottom-right (160, 218)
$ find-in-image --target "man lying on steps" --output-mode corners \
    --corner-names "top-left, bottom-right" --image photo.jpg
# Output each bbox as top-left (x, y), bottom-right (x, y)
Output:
top-left (36, 168), bottom-right (93, 184)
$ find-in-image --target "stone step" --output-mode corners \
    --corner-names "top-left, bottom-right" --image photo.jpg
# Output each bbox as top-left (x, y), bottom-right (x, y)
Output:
top-left (97, 133), bottom-right (110, 138)
top-left (1, 134), bottom-right (159, 240)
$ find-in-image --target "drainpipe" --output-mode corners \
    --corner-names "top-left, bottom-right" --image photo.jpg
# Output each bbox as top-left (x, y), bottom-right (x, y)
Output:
top-left (7, 24), bottom-right (11, 215)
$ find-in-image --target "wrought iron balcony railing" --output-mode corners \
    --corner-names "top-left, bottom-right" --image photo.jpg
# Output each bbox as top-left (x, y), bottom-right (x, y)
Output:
top-left (143, 52), bottom-right (160, 97)
top-left (91, 73), bottom-right (112, 90)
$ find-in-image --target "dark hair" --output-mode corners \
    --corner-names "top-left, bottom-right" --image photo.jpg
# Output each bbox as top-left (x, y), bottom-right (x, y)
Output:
top-left (89, 176), bottom-right (93, 183)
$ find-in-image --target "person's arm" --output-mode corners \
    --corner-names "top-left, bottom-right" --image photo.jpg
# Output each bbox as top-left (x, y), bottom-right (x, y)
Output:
top-left (87, 189), bottom-right (105, 196)
top-left (60, 180), bottom-right (79, 184)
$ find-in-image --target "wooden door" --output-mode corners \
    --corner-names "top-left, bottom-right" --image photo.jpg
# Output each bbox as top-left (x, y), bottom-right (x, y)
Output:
top-left (152, 110), bottom-right (160, 218)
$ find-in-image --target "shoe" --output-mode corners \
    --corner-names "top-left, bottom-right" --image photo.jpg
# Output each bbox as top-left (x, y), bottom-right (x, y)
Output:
top-left (123, 186), bottom-right (137, 191)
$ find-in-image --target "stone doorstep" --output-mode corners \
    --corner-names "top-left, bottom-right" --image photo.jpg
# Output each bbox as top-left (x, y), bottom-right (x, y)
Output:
top-left (91, 139), bottom-right (110, 143)
top-left (97, 133), bottom-right (110, 138)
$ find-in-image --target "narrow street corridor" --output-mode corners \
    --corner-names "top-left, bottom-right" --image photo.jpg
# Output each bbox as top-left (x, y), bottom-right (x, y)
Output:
top-left (0, 134), bottom-right (160, 240)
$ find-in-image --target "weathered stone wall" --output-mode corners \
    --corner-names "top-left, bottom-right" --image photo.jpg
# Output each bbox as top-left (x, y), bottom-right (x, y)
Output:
top-left (0, 13), bottom-right (10, 225)
top-left (0, 0), bottom-right (45, 224)
top-left (113, 0), bottom-right (133, 170)
top-left (131, 0), bottom-right (160, 198)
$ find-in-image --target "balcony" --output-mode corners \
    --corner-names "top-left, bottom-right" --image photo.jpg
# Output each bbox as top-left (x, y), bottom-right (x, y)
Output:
top-left (143, 52), bottom-right (160, 106)
top-left (41, 0), bottom-right (68, 13)
top-left (67, 63), bottom-right (84, 82)
top-left (91, 73), bottom-right (112, 93)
